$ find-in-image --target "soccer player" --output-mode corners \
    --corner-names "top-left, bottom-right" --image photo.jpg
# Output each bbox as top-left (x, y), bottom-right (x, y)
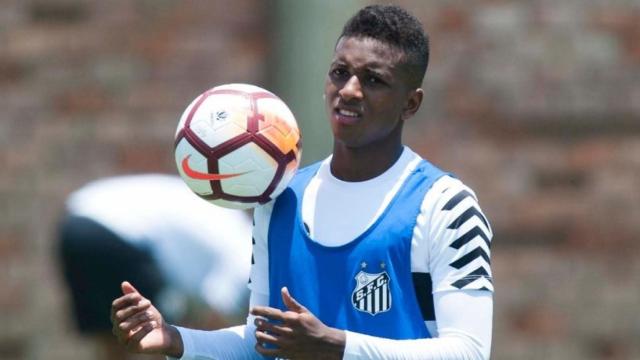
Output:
top-left (111, 5), bottom-right (493, 359)
top-left (57, 174), bottom-right (252, 360)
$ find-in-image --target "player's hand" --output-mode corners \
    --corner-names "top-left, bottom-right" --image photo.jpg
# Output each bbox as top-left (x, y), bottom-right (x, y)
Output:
top-left (250, 287), bottom-right (346, 359)
top-left (110, 281), bottom-right (183, 357)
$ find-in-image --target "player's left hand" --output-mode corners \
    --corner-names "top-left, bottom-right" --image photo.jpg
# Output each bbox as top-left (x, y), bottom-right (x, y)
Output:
top-left (250, 287), bottom-right (346, 359)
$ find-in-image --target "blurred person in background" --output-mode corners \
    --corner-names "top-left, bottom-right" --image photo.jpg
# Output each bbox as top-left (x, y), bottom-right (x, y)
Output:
top-left (111, 4), bottom-right (493, 360)
top-left (57, 174), bottom-right (252, 360)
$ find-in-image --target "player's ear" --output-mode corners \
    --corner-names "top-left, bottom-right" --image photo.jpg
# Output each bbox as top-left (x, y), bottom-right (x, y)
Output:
top-left (401, 88), bottom-right (423, 121)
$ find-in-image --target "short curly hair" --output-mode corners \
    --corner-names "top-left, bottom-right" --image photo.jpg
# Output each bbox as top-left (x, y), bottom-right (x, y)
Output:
top-left (339, 5), bottom-right (429, 87)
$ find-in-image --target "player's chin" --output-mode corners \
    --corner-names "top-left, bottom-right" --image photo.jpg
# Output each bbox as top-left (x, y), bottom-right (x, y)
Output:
top-left (331, 130), bottom-right (366, 149)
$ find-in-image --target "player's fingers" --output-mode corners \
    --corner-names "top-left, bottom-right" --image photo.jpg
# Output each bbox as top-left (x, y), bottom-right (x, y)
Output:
top-left (254, 342), bottom-right (282, 357)
top-left (254, 318), bottom-right (293, 337)
top-left (121, 281), bottom-right (139, 295)
top-left (118, 309), bottom-right (155, 332)
top-left (114, 299), bottom-right (151, 322)
top-left (255, 329), bottom-right (281, 346)
top-left (113, 320), bottom-right (131, 342)
top-left (250, 306), bottom-right (286, 322)
top-left (112, 322), bottom-right (123, 338)
top-left (125, 321), bottom-right (157, 352)
top-left (111, 294), bottom-right (141, 321)
top-left (112, 292), bottom-right (144, 311)
top-left (281, 287), bottom-right (308, 313)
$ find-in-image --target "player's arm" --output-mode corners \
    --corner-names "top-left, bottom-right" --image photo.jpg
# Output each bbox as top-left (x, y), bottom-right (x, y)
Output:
top-left (249, 289), bottom-right (490, 360)
top-left (170, 291), bottom-right (266, 360)
top-left (111, 280), bottom-right (266, 359)
top-left (342, 291), bottom-right (492, 359)
top-left (111, 203), bottom-right (274, 360)
top-left (341, 178), bottom-right (494, 360)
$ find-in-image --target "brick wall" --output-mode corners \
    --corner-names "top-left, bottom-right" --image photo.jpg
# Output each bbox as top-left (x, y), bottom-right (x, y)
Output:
top-left (0, 1), bottom-right (269, 358)
top-left (1, 1), bottom-right (638, 359)
top-left (397, 1), bottom-right (640, 359)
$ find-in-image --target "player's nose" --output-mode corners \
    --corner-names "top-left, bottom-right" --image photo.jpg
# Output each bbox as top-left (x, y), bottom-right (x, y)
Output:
top-left (338, 75), bottom-right (363, 101)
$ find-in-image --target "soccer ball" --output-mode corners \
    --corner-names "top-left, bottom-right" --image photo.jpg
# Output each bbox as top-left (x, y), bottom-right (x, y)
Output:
top-left (174, 83), bottom-right (301, 209)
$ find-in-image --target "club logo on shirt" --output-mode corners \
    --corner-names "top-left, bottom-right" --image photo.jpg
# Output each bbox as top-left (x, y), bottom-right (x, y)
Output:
top-left (352, 264), bottom-right (391, 316)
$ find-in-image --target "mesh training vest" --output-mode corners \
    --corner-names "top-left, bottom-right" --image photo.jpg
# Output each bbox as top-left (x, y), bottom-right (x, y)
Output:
top-left (268, 159), bottom-right (445, 339)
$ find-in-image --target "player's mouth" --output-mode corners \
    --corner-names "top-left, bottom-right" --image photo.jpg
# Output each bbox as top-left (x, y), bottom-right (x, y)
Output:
top-left (333, 107), bottom-right (362, 125)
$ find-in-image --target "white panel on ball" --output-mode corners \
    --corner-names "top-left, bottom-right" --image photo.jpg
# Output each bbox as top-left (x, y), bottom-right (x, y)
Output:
top-left (211, 198), bottom-right (259, 210)
top-left (189, 94), bottom-right (249, 149)
top-left (175, 138), bottom-right (214, 195)
top-left (218, 142), bottom-right (277, 197)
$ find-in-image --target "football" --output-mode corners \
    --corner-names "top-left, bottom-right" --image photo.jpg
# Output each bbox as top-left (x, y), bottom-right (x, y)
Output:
top-left (174, 83), bottom-right (301, 209)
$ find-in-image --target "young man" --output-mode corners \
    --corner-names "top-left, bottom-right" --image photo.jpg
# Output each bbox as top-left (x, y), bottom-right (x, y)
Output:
top-left (111, 5), bottom-right (493, 359)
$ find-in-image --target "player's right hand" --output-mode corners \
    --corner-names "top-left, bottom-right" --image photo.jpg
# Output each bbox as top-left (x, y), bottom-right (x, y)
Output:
top-left (110, 281), bottom-right (183, 357)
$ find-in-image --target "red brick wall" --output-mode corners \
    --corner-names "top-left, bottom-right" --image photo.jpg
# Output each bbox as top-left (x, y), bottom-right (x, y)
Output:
top-left (0, 1), bottom-right (270, 358)
top-left (396, 1), bottom-right (640, 359)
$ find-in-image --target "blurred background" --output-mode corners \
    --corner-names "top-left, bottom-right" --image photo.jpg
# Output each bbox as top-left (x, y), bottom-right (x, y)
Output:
top-left (1, 0), bottom-right (639, 359)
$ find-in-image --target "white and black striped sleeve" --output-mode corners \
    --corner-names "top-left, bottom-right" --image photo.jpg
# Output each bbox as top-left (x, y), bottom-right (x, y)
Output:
top-left (247, 200), bottom-right (273, 297)
top-left (426, 176), bottom-right (494, 293)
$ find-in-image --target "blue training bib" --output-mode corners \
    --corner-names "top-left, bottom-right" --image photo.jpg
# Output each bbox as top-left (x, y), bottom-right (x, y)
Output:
top-left (268, 159), bottom-right (445, 339)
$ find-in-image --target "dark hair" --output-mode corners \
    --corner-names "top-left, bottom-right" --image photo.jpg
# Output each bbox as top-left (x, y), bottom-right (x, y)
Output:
top-left (339, 5), bottom-right (429, 87)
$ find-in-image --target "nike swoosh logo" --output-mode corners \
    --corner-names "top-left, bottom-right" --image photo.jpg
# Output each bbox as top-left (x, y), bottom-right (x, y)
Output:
top-left (181, 155), bottom-right (247, 180)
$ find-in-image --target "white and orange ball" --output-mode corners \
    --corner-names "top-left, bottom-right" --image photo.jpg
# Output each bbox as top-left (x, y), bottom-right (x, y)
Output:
top-left (174, 83), bottom-right (301, 209)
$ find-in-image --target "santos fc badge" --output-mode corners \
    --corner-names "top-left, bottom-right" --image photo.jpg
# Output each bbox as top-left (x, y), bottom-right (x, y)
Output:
top-left (352, 263), bottom-right (392, 316)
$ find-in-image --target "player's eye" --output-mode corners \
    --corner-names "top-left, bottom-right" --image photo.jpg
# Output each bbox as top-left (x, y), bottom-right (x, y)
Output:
top-left (366, 75), bottom-right (384, 85)
top-left (330, 68), bottom-right (349, 79)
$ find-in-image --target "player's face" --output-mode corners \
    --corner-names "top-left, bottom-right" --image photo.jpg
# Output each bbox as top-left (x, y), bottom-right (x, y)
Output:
top-left (324, 36), bottom-right (423, 149)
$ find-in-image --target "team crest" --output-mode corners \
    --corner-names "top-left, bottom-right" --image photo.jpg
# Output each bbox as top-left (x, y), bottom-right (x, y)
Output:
top-left (352, 269), bottom-right (391, 316)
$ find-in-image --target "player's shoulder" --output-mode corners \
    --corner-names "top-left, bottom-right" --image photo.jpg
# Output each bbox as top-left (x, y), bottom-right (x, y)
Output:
top-left (402, 148), bottom-right (482, 208)
top-left (421, 174), bottom-right (483, 214)
top-left (431, 175), bottom-right (478, 199)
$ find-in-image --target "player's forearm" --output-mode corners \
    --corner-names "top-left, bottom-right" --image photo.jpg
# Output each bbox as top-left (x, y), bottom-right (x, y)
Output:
top-left (342, 291), bottom-right (492, 360)
top-left (170, 325), bottom-right (261, 360)
top-left (343, 331), bottom-right (488, 360)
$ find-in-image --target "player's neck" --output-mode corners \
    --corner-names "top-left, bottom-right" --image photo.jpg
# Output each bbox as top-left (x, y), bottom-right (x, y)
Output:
top-left (330, 141), bottom-right (404, 182)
